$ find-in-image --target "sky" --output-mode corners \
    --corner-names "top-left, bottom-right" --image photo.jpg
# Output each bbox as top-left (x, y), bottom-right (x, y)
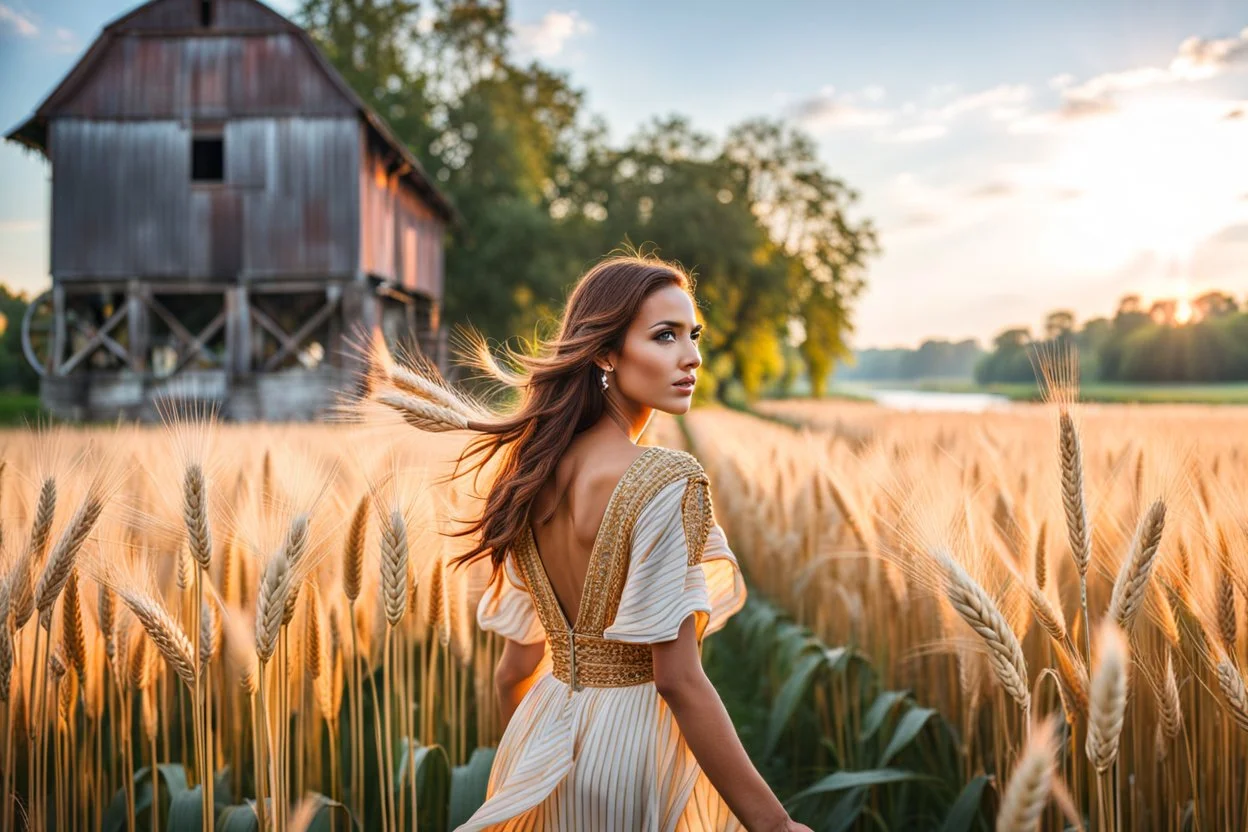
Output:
top-left (1, 1), bottom-right (1246, 350)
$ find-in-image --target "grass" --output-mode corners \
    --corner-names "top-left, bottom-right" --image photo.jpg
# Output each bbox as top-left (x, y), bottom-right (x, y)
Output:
top-left (836, 377), bottom-right (1248, 404)
top-left (0, 394), bottom-right (42, 425)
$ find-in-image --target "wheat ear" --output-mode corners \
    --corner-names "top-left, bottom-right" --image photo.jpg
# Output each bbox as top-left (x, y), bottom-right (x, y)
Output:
top-left (255, 555), bottom-right (290, 664)
top-left (279, 514), bottom-right (311, 629)
top-left (11, 478), bottom-right (57, 628)
top-left (1058, 412), bottom-right (1090, 579)
top-left (1087, 620), bottom-right (1130, 772)
top-left (376, 392), bottom-right (472, 433)
top-left (1215, 658), bottom-right (1248, 732)
top-left (937, 550), bottom-right (1031, 713)
top-left (35, 491), bottom-right (105, 629)
top-left (117, 588), bottom-right (197, 688)
top-left (996, 717), bottom-right (1058, 832)
top-left (61, 570), bottom-right (86, 680)
top-left (1158, 650), bottom-right (1182, 740)
top-left (184, 463), bottom-right (212, 570)
top-left (1106, 498), bottom-right (1166, 634)
top-left (344, 494), bottom-right (369, 603)
top-left (381, 509), bottom-right (409, 627)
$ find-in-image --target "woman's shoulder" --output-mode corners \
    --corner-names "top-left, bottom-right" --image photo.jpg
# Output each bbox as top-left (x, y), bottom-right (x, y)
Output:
top-left (614, 445), bottom-right (708, 521)
top-left (639, 444), bottom-right (706, 477)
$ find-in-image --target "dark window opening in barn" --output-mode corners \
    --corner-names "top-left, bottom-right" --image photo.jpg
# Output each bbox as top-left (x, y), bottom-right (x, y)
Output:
top-left (200, 0), bottom-right (213, 27)
top-left (192, 136), bottom-right (224, 182)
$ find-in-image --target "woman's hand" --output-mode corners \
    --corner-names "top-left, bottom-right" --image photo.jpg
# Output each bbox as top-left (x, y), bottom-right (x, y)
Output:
top-left (778, 821), bottom-right (814, 832)
top-left (759, 819), bottom-right (813, 832)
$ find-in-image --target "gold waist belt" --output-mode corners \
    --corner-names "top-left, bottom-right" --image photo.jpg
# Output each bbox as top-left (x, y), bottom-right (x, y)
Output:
top-left (550, 632), bottom-right (653, 690)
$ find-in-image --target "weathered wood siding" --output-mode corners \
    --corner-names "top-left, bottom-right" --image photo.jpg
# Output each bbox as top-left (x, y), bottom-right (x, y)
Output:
top-left (359, 133), bottom-right (445, 297)
top-left (50, 120), bottom-right (189, 278)
top-left (229, 117), bottom-right (359, 279)
top-left (50, 117), bottom-right (359, 281)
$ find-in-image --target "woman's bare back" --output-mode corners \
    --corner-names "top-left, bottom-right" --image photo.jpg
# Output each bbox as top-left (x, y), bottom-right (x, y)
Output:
top-left (527, 437), bottom-right (648, 626)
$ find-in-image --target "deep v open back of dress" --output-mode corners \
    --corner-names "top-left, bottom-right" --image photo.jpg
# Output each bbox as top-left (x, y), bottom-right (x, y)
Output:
top-left (457, 443), bottom-right (749, 831)
top-left (525, 445), bottom-right (656, 633)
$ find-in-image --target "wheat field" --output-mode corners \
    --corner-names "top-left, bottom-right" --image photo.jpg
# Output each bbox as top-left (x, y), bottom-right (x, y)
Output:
top-left (693, 367), bottom-right (1248, 829)
top-left (3, 348), bottom-right (1247, 830)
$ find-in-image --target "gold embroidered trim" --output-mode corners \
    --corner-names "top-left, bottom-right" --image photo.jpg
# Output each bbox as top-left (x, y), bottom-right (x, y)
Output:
top-left (681, 474), bottom-right (714, 567)
top-left (549, 633), bottom-right (654, 688)
top-left (509, 446), bottom-right (708, 689)
top-left (593, 449), bottom-right (706, 635)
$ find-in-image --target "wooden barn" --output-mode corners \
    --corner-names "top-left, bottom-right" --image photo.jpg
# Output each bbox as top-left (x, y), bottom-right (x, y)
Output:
top-left (6, 0), bottom-right (455, 421)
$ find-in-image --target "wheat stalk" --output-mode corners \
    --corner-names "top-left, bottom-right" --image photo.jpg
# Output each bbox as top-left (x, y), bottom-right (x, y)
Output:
top-left (1087, 621), bottom-right (1130, 772)
top-left (1158, 650), bottom-right (1182, 740)
top-left (996, 717), bottom-right (1058, 832)
top-left (381, 509), bottom-right (409, 628)
top-left (281, 515), bottom-right (311, 627)
top-left (376, 392), bottom-right (472, 433)
top-left (255, 555), bottom-right (290, 664)
top-left (36, 492), bottom-right (105, 629)
top-left (184, 463), bottom-right (213, 570)
top-left (116, 588), bottom-right (196, 688)
top-left (61, 570), bottom-right (86, 681)
top-left (1058, 412), bottom-right (1091, 580)
top-left (1217, 566), bottom-right (1237, 655)
top-left (1106, 498), bottom-right (1166, 634)
top-left (344, 494), bottom-right (369, 603)
top-left (1215, 658), bottom-right (1248, 732)
top-left (1033, 521), bottom-right (1048, 591)
top-left (11, 478), bottom-right (57, 629)
top-left (937, 549), bottom-right (1031, 713)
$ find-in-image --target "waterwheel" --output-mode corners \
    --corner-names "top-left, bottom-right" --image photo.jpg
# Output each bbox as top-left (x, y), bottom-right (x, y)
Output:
top-left (21, 289), bottom-right (56, 376)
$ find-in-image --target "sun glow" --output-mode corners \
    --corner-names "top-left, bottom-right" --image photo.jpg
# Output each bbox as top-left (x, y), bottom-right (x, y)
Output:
top-left (1038, 95), bottom-right (1248, 272)
top-left (1174, 294), bottom-right (1193, 325)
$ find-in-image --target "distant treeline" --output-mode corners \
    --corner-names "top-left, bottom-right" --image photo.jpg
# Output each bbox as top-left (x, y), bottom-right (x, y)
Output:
top-left (836, 338), bottom-right (983, 381)
top-left (977, 291), bottom-right (1248, 384)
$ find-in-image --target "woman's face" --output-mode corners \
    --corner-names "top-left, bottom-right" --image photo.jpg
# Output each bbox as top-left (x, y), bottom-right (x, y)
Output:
top-left (603, 284), bottom-right (703, 415)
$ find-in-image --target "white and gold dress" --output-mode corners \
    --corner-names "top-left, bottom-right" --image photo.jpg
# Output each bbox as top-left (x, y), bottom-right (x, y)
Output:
top-left (455, 446), bottom-right (749, 831)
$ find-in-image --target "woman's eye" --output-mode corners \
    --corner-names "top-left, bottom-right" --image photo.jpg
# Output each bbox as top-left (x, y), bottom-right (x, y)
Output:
top-left (657, 330), bottom-right (675, 342)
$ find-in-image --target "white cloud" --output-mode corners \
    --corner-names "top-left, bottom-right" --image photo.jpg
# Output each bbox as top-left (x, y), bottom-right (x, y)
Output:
top-left (1052, 26), bottom-right (1248, 121)
top-left (789, 91), bottom-right (893, 131)
top-left (0, 3), bottom-right (37, 37)
top-left (50, 26), bottom-right (78, 53)
top-left (512, 11), bottom-right (592, 60)
top-left (936, 84), bottom-right (1031, 120)
top-left (861, 84), bottom-right (887, 102)
top-left (887, 124), bottom-right (948, 143)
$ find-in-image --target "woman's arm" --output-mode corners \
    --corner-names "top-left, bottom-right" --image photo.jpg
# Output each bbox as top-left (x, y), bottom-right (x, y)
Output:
top-left (652, 615), bottom-right (807, 832)
top-left (493, 638), bottom-right (546, 729)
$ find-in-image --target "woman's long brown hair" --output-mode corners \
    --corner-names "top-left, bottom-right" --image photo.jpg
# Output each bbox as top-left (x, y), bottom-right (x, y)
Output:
top-left (356, 254), bottom-right (694, 579)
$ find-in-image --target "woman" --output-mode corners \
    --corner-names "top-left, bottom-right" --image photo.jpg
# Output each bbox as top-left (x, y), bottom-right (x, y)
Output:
top-left (362, 255), bottom-right (813, 831)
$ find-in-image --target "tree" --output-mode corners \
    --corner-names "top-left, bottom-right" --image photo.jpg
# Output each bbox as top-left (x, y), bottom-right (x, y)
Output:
top-left (298, 0), bottom-right (877, 396)
top-left (0, 284), bottom-right (38, 393)
top-left (1193, 290), bottom-right (1237, 320)
top-left (1044, 310), bottom-right (1074, 340)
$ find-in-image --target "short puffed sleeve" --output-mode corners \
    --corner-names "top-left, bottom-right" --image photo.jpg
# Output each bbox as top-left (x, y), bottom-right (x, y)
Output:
top-left (476, 553), bottom-right (546, 644)
top-left (602, 472), bottom-right (747, 644)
